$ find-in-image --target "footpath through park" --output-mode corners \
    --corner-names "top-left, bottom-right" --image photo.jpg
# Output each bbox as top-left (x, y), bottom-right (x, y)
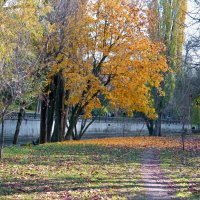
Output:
top-left (141, 149), bottom-right (178, 200)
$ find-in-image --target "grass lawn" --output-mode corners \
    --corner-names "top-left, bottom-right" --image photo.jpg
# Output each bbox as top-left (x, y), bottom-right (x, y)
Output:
top-left (0, 136), bottom-right (199, 199)
top-left (160, 148), bottom-right (200, 199)
top-left (0, 142), bottom-right (142, 200)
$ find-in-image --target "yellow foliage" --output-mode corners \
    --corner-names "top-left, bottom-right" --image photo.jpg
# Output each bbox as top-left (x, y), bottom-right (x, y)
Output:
top-left (48, 0), bottom-right (168, 119)
top-left (62, 137), bottom-right (200, 150)
top-left (0, 0), bottom-right (45, 60)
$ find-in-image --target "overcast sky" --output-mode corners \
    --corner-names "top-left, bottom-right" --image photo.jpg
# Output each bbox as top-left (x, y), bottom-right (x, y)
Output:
top-left (5, 0), bottom-right (199, 40)
top-left (185, 0), bottom-right (200, 39)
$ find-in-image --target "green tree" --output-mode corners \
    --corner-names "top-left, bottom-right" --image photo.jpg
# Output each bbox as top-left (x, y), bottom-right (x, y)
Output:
top-left (0, 0), bottom-right (45, 158)
top-left (146, 0), bottom-right (187, 136)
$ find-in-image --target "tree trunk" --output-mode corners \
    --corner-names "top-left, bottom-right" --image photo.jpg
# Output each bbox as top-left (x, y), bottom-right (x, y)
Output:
top-left (158, 115), bottom-right (162, 136)
top-left (51, 72), bottom-right (65, 142)
top-left (0, 112), bottom-right (5, 160)
top-left (62, 105), bottom-right (69, 139)
top-left (13, 107), bottom-right (25, 145)
top-left (65, 112), bottom-right (80, 140)
top-left (40, 98), bottom-right (47, 144)
top-left (47, 82), bottom-right (56, 142)
top-left (78, 117), bottom-right (96, 139)
top-left (153, 86), bottom-right (163, 137)
top-left (154, 113), bottom-right (162, 136)
top-left (65, 105), bottom-right (80, 140)
top-left (146, 118), bottom-right (154, 136)
top-left (62, 90), bottom-right (70, 139)
top-left (65, 115), bottom-right (79, 140)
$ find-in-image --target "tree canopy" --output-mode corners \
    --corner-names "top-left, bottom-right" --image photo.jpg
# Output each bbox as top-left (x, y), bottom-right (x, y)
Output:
top-left (48, 0), bottom-right (168, 119)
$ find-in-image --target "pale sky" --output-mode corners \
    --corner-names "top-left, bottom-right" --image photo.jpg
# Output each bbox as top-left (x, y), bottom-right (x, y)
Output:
top-left (185, 0), bottom-right (200, 39)
top-left (5, 0), bottom-right (199, 42)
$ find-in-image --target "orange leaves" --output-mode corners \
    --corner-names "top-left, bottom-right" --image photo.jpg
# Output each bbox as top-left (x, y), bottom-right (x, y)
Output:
top-left (62, 137), bottom-right (200, 150)
top-left (46, 0), bottom-right (169, 119)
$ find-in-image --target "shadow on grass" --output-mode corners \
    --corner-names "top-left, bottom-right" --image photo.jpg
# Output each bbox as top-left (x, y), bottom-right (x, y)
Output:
top-left (1, 175), bottom-right (199, 198)
top-left (0, 176), bottom-right (138, 196)
top-left (2, 145), bottom-right (200, 199)
top-left (159, 149), bottom-right (200, 200)
top-left (1, 144), bottom-right (142, 198)
top-left (3, 144), bottom-right (141, 167)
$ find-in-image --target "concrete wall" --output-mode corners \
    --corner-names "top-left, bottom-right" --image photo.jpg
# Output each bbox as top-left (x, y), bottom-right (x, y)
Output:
top-left (4, 119), bottom-right (40, 144)
top-left (82, 120), bottom-right (191, 139)
top-left (2, 117), bottom-right (193, 144)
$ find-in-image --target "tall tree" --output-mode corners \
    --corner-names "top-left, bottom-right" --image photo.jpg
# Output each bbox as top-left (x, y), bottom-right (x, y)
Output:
top-left (38, 0), bottom-right (87, 143)
top-left (46, 0), bottom-right (169, 140)
top-left (0, 0), bottom-right (45, 158)
top-left (146, 0), bottom-right (187, 136)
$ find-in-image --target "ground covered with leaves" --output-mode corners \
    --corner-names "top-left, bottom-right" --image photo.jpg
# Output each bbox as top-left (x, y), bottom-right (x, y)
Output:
top-left (0, 136), bottom-right (199, 199)
top-left (160, 149), bottom-right (200, 199)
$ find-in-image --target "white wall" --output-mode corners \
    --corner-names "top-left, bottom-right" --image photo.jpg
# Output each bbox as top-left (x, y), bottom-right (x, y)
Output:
top-left (2, 118), bottom-right (193, 143)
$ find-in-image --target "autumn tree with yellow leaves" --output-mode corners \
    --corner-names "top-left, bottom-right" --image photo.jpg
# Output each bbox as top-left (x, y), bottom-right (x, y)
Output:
top-left (0, 0), bottom-right (169, 148)
top-left (42, 0), bottom-right (168, 141)
top-left (37, 0), bottom-right (88, 143)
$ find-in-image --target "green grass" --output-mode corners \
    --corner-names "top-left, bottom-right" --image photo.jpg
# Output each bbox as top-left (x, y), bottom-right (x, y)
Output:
top-left (0, 143), bottom-right (142, 200)
top-left (160, 149), bottom-right (200, 199)
top-left (1, 137), bottom-right (199, 200)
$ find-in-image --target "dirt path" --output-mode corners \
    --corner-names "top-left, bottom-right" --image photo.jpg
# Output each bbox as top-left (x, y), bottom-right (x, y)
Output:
top-left (141, 149), bottom-right (177, 200)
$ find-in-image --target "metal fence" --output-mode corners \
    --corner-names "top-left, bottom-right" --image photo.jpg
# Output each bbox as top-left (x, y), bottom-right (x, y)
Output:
top-left (5, 112), bottom-right (40, 120)
top-left (5, 112), bottom-right (183, 125)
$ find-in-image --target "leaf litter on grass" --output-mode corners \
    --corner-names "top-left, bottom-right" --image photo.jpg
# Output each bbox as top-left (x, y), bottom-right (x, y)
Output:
top-left (1, 136), bottom-right (199, 199)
